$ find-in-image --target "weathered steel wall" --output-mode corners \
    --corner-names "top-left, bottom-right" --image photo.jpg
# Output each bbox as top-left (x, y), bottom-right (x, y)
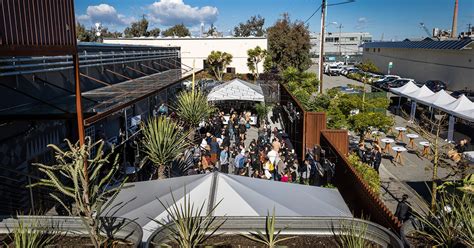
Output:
top-left (321, 129), bottom-right (349, 155)
top-left (304, 112), bottom-right (327, 150)
top-left (321, 131), bottom-right (402, 234)
top-left (0, 0), bottom-right (76, 55)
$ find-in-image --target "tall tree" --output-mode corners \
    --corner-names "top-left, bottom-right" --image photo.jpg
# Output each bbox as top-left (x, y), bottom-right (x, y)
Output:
top-left (207, 51), bottom-right (233, 81)
top-left (247, 46), bottom-right (267, 80)
top-left (162, 24), bottom-right (191, 37)
top-left (124, 15), bottom-right (150, 37)
top-left (267, 13), bottom-right (311, 72)
top-left (234, 15), bottom-right (265, 37)
top-left (76, 22), bottom-right (97, 42)
top-left (149, 27), bottom-right (161, 37)
top-left (206, 24), bottom-right (218, 36)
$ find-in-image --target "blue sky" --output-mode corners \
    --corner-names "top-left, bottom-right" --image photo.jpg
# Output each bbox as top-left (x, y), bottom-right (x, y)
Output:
top-left (75, 0), bottom-right (474, 40)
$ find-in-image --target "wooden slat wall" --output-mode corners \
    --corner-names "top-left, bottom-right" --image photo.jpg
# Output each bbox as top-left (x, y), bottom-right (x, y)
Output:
top-left (304, 112), bottom-right (326, 150)
top-left (0, 0), bottom-right (76, 56)
top-left (321, 129), bottom-right (349, 155)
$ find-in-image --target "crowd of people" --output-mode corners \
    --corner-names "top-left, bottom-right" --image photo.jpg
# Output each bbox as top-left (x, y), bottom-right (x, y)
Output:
top-left (356, 142), bottom-right (383, 173)
top-left (184, 108), bottom-right (335, 186)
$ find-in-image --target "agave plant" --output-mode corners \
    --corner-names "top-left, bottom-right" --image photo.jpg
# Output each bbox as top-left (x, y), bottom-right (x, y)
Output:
top-left (176, 90), bottom-right (213, 129)
top-left (333, 219), bottom-right (369, 248)
top-left (411, 192), bottom-right (473, 247)
top-left (152, 189), bottom-right (225, 248)
top-left (30, 138), bottom-right (124, 248)
top-left (241, 208), bottom-right (295, 248)
top-left (5, 218), bottom-right (61, 248)
top-left (141, 116), bottom-right (190, 179)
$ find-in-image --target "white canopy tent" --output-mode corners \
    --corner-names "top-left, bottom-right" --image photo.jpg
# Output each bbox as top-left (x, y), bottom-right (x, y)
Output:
top-left (104, 172), bottom-right (352, 242)
top-left (207, 78), bottom-right (265, 102)
top-left (390, 84), bottom-right (473, 141)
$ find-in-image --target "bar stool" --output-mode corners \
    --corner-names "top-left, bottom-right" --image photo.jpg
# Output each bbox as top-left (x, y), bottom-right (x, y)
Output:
top-left (392, 146), bottom-right (407, 165)
top-left (406, 134), bottom-right (419, 149)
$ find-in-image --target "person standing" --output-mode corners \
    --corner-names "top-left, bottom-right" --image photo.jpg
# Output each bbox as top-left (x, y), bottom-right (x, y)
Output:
top-left (220, 146), bottom-right (229, 173)
top-left (373, 146), bottom-right (382, 173)
top-left (395, 194), bottom-right (411, 224)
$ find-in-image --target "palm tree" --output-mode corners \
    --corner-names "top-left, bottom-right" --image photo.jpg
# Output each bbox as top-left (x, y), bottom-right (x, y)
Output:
top-left (141, 116), bottom-right (190, 179)
top-left (207, 50), bottom-right (233, 81)
top-left (176, 90), bottom-right (213, 142)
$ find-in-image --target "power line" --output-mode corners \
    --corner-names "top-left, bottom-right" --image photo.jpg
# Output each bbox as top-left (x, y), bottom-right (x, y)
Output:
top-left (304, 4), bottom-right (322, 24)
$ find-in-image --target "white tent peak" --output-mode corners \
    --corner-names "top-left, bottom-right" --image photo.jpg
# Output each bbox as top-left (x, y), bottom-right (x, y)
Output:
top-left (104, 172), bottom-right (352, 241)
top-left (207, 78), bottom-right (265, 102)
top-left (443, 94), bottom-right (474, 112)
top-left (390, 81), bottom-right (419, 97)
top-left (405, 85), bottom-right (435, 99)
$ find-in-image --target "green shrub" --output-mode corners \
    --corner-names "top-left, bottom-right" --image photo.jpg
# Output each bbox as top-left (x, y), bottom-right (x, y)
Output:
top-left (347, 153), bottom-right (381, 196)
top-left (356, 60), bottom-right (379, 74)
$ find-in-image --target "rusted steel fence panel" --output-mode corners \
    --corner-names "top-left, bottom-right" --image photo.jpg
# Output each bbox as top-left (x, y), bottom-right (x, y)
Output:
top-left (321, 131), bottom-right (402, 233)
top-left (0, 0), bottom-right (76, 56)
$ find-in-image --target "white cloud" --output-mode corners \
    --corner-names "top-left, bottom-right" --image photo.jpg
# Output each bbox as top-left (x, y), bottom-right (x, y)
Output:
top-left (77, 4), bottom-right (134, 27)
top-left (148, 0), bottom-right (218, 26)
top-left (355, 17), bottom-right (368, 30)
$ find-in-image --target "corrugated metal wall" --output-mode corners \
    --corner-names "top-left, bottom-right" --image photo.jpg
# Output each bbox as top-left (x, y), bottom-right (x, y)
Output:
top-left (0, 0), bottom-right (76, 55)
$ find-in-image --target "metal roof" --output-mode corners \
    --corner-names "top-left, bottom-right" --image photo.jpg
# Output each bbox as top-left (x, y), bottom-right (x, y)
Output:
top-left (362, 38), bottom-right (473, 50)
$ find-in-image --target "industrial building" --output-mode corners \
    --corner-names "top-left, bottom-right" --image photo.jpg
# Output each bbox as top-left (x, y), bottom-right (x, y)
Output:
top-left (0, 43), bottom-right (191, 214)
top-left (362, 38), bottom-right (474, 91)
top-left (103, 37), bottom-right (268, 74)
top-left (310, 32), bottom-right (372, 62)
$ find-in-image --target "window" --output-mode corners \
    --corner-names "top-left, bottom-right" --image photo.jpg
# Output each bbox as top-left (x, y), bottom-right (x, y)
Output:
top-left (378, 48), bottom-right (381, 52)
top-left (349, 37), bottom-right (356, 41)
top-left (373, 48), bottom-right (376, 52)
top-left (325, 37), bottom-right (335, 42)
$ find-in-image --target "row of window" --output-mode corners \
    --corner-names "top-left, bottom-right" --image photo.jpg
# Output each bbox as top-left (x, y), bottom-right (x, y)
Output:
top-left (365, 48), bottom-right (381, 52)
top-left (324, 37), bottom-right (372, 43)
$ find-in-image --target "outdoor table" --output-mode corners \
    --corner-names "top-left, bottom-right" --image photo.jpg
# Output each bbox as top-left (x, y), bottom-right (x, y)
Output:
top-left (381, 138), bottom-right (395, 155)
top-left (392, 146), bottom-right (407, 164)
top-left (395, 127), bottom-right (407, 142)
top-left (406, 133), bottom-right (419, 149)
top-left (420, 141), bottom-right (430, 158)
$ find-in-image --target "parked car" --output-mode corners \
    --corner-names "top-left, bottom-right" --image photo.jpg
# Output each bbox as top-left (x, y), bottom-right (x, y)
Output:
top-left (326, 64), bottom-right (343, 76)
top-left (375, 75), bottom-right (400, 83)
top-left (451, 89), bottom-right (474, 101)
top-left (342, 68), bottom-right (361, 76)
top-left (382, 78), bottom-right (416, 91)
top-left (372, 77), bottom-right (399, 91)
top-left (334, 85), bottom-right (361, 94)
top-left (416, 80), bottom-right (447, 92)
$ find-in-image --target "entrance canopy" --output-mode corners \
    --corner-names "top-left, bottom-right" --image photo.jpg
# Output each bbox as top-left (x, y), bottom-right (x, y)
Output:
top-left (104, 172), bottom-right (352, 241)
top-left (207, 78), bottom-right (264, 102)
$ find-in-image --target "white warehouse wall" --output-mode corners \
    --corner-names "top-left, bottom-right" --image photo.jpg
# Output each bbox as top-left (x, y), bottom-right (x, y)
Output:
top-left (103, 37), bottom-right (268, 74)
top-left (362, 47), bottom-right (474, 91)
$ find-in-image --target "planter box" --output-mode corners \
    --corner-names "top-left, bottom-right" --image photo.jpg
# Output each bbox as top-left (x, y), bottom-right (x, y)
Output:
top-left (0, 216), bottom-right (142, 247)
top-left (147, 216), bottom-right (403, 248)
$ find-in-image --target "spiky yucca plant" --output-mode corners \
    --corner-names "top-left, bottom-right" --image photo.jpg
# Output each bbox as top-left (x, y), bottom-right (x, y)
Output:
top-left (412, 192), bottom-right (473, 247)
top-left (141, 116), bottom-right (190, 179)
top-left (176, 90), bottom-right (213, 129)
top-left (30, 138), bottom-right (124, 248)
top-left (5, 219), bottom-right (60, 248)
top-left (333, 220), bottom-right (369, 248)
top-left (241, 208), bottom-right (295, 248)
top-left (152, 189), bottom-right (225, 248)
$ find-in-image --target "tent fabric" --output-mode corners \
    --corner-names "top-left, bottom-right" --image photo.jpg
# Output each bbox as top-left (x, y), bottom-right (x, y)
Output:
top-left (404, 85), bottom-right (435, 99)
top-left (207, 78), bottom-right (264, 102)
top-left (416, 90), bottom-right (457, 107)
top-left (103, 172), bottom-right (352, 241)
top-left (390, 81), bottom-right (419, 97)
top-left (440, 95), bottom-right (474, 122)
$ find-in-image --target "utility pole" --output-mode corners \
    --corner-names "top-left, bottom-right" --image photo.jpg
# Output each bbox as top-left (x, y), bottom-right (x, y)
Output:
top-left (337, 23), bottom-right (343, 56)
top-left (318, 0), bottom-right (327, 94)
top-left (451, 0), bottom-right (458, 38)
